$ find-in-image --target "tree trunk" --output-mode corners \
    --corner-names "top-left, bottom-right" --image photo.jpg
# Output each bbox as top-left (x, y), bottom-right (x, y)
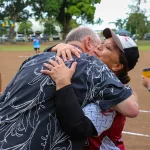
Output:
top-left (63, 15), bottom-right (71, 40)
top-left (9, 26), bottom-right (15, 43)
top-left (56, 1), bottom-right (71, 40)
top-left (9, 17), bottom-right (16, 43)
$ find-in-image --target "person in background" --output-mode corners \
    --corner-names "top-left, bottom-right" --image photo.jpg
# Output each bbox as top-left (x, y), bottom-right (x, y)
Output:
top-left (42, 27), bottom-right (139, 150)
top-left (141, 76), bottom-right (150, 92)
top-left (33, 35), bottom-right (40, 54)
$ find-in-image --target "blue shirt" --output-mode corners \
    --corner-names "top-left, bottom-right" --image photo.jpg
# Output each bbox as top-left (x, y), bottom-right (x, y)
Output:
top-left (0, 52), bottom-right (132, 150)
top-left (33, 38), bottom-right (40, 48)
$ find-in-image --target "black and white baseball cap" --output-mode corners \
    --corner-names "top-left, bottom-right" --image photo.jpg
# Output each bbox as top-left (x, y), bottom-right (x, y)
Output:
top-left (103, 28), bottom-right (140, 71)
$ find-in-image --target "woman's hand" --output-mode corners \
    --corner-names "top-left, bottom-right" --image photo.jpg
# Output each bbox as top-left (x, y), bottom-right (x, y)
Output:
top-left (141, 76), bottom-right (150, 89)
top-left (51, 43), bottom-right (81, 61)
top-left (41, 56), bottom-right (77, 90)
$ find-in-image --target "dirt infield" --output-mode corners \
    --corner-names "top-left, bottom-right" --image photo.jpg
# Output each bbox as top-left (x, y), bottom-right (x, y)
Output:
top-left (0, 50), bottom-right (150, 150)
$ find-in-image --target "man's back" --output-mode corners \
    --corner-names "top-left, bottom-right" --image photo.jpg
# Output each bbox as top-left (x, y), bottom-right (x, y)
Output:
top-left (0, 52), bottom-right (129, 149)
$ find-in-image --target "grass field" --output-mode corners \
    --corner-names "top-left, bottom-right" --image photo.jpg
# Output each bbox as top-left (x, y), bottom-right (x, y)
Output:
top-left (136, 40), bottom-right (150, 51)
top-left (0, 41), bottom-right (61, 52)
top-left (0, 40), bottom-right (150, 51)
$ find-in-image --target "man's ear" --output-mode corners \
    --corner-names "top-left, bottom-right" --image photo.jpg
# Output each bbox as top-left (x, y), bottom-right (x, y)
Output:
top-left (84, 36), bottom-right (92, 52)
top-left (112, 63), bottom-right (123, 72)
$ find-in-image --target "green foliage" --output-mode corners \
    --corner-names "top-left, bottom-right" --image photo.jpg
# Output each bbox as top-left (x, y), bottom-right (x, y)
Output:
top-left (1, 0), bottom-right (32, 21)
top-left (125, 0), bottom-right (150, 38)
top-left (95, 18), bottom-right (103, 25)
top-left (31, 0), bottom-right (63, 19)
top-left (71, 1), bottom-right (97, 23)
top-left (1, 0), bottom-right (101, 39)
top-left (126, 12), bottom-right (150, 38)
top-left (110, 0), bottom-right (150, 39)
top-left (115, 19), bottom-right (127, 29)
top-left (31, 0), bottom-right (101, 38)
top-left (0, 0), bottom-right (5, 19)
top-left (18, 21), bottom-right (32, 35)
top-left (0, 0), bottom-right (32, 41)
top-left (69, 19), bottom-right (80, 30)
top-left (42, 17), bottom-right (61, 35)
top-left (44, 22), bottom-right (57, 35)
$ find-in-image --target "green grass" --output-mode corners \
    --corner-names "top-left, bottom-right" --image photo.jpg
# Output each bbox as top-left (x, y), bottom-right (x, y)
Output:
top-left (0, 45), bottom-right (49, 51)
top-left (0, 41), bottom-right (61, 52)
top-left (0, 40), bottom-right (150, 51)
top-left (136, 40), bottom-right (150, 51)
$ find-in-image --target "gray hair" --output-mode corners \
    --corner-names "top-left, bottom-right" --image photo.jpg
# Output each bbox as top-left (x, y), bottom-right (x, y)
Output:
top-left (65, 26), bottom-right (99, 43)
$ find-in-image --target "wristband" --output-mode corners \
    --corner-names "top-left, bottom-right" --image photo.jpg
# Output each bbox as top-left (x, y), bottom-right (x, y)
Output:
top-left (148, 86), bottom-right (150, 92)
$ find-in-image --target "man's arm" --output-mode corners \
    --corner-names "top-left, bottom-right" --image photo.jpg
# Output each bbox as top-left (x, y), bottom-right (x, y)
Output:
top-left (97, 83), bottom-right (139, 118)
top-left (113, 90), bottom-right (139, 118)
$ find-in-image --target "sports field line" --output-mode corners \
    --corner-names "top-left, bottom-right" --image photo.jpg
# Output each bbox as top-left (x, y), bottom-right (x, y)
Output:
top-left (123, 131), bottom-right (150, 137)
top-left (139, 110), bottom-right (150, 113)
top-left (123, 110), bottom-right (150, 138)
top-left (19, 56), bottom-right (30, 58)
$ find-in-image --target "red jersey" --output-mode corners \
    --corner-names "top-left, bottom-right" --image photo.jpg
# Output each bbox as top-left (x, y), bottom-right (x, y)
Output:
top-left (84, 111), bottom-right (126, 150)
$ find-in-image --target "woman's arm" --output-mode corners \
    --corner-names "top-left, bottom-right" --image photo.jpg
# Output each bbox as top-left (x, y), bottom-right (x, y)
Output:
top-left (55, 84), bottom-right (97, 138)
top-left (41, 56), bottom-right (97, 138)
top-left (43, 43), bottom-right (81, 61)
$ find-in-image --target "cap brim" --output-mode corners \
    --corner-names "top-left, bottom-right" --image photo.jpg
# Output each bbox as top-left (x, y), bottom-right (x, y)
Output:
top-left (103, 28), bottom-right (124, 53)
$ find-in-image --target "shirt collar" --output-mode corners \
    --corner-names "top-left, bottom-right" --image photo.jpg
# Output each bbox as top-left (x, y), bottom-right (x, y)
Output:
top-left (71, 44), bottom-right (82, 51)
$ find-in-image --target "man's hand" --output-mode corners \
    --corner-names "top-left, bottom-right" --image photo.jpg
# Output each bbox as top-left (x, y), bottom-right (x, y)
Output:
top-left (41, 56), bottom-right (77, 90)
top-left (51, 43), bottom-right (81, 61)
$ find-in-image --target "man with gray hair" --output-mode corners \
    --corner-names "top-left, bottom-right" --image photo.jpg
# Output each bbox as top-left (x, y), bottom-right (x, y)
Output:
top-left (0, 26), bottom-right (138, 150)
top-left (44, 26), bottom-right (101, 57)
top-left (65, 26), bottom-right (100, 43)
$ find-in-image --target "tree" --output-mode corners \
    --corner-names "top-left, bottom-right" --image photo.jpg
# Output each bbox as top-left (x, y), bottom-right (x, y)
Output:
top-left (95, 17), bottom-right (103, 25)
top-left (0, 0), bottom-right (6, 20)
top-left (126, 0), bottom-right (150, 38)
top-left (31, 0), bottom-right (101, 39)
top-left (128, 0), bottom-right (146, 13)
top-left (115, 19), bottom-right (127, 29)
top-left (126, 12), bottom-right (150, 38)
top-left (108, 19), bottom-right (127, 30)
top-left (18, 20), bottom-right (32, 35)
top-left (44, 21), bottom-right (57, 35)
top-left (0, 0), bottom-right (32, 42)
top-left (57, 0), bottom-right (101, 38)
top-left (69, 19), bottom-right (80, 31)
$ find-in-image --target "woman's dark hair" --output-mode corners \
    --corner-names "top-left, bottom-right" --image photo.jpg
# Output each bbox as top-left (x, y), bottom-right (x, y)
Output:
top-left (116, 48), bottom-right (131, 84)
